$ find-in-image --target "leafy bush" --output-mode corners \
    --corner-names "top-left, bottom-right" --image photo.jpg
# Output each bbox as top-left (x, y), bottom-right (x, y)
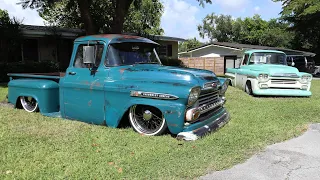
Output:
top-left (160, 58), bottom-right (186, 67)
top-left (0, 61), bottom-right (60, 82)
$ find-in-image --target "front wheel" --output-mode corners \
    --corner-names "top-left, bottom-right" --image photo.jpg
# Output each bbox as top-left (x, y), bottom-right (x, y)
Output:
top-left (129, 105), bottom-right (167, 136)
top-left (245, 81), bottom-right (253, 95)
top-left (20, 96), bottom-right (39, 112)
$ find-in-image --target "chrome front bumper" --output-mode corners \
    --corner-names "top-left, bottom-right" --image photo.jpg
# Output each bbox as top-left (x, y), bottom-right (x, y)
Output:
top-left (176, 110), bottom-right (230, 141)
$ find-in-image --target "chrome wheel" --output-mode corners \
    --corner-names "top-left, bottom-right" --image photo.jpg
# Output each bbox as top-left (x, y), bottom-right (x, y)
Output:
top-left (129, 105), bottom-right (167, 136)
top-left (20, 96), bottom-right (39, 112)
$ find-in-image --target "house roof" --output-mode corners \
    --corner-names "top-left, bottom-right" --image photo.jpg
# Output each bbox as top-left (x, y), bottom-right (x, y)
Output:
top-left (180, 42), bottom-right (316, 57)
top-left (20, 25), bottom-right (185, 42)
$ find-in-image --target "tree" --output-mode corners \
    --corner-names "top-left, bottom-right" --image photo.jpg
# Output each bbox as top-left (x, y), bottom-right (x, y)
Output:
top-left (0, 9), bottom-right (22, 63)
top-left (20, 0), bottom-right (212, 35)
top-left (275, 0), bottom-right (320, 55)
top-left (39, 0), bottom-right (163, 35)
top-left (178, 38), bottom-right (203, 52)
top-left (198, 13), bottom-right (293, 48)
top-left (198, 13), bottom-right (234, 42)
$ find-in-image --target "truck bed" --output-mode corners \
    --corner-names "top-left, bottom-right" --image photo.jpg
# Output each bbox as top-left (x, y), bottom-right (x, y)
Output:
top-left (8, 72), bottom-right (65, 82)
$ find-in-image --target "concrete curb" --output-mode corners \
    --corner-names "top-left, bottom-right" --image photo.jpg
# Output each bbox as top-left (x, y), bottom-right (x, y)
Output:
top-left (200, 123), bottom-right (320, 180)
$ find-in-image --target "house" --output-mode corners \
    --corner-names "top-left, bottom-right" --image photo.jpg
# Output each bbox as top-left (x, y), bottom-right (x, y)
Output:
top-left (178, 42), bottom-right (316, 72)
top-left (5, 25), bottom-right (185, 70)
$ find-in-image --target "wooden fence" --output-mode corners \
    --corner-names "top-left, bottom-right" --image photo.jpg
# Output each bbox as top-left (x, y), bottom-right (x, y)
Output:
top-left (179, 57), bottom-right (225, 75)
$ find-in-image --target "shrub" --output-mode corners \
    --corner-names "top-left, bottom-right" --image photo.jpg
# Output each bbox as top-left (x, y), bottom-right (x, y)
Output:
top-left (160, 58), bottom-right (186, 67)
top-left (0, 61), bottom-right (60, 82)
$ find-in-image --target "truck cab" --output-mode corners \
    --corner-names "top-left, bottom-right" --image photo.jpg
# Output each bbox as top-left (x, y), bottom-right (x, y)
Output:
top-left (225, 50), bottom-right (312, 97)
top-left (7, 34), bottom-right (231, 140)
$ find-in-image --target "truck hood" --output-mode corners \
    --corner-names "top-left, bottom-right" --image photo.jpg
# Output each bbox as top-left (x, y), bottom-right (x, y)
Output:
top-left (247, 64), bottom-right (300, 75)
top-left (118, 64), bottom-right (219, 86)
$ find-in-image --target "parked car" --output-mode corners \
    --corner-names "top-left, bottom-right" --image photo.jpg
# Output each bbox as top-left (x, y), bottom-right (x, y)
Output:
top-left (225, 50), bottom-right (312, 97)
top-left (286, 55), bottom-right (316, 74)
top-left (7, 34), bottom-right (230, 141)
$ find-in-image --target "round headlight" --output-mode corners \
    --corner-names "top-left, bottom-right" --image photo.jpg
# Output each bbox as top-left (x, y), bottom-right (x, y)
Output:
top-left (300, 75), bottom-right (312, 83)
top-left (220, 79), bottom-right (230, 96)
top-left (258, 74), bottom-right (269, 82)
top-left (188, 87), bottom-right (201, 106)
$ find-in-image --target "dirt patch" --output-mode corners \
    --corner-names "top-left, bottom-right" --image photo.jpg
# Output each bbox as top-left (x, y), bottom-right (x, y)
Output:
top-left (0, 102), bottom-right (13, 108)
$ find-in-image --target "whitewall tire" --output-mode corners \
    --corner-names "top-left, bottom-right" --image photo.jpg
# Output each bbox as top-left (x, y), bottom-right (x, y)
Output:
top-left (20, 96), bottom-right (39, 113)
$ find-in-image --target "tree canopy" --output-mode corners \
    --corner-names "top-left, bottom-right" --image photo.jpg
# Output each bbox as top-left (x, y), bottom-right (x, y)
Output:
top-left (178, 38), bottom-right (203, 52)
top-left (39, 0), bottom-right (164, 35)
top-left (0, 9), bottom-right (22, 62)
top-left (275, 0), bottom-right (320, 55)
top-left (198, 13), bottom-right (293, 48)
top-left (19, 0), bottom-right (212, 35)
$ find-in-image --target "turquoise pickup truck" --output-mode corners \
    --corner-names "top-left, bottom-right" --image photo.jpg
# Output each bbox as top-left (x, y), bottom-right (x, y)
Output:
top-left (7, 34), bottom-right (230, 141)
top-left (225, 50), bottom-right (312, 97)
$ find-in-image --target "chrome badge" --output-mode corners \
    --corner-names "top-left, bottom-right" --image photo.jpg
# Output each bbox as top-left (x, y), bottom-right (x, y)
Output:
top-left (204, 81), bottom-right (220, 89)
top-left (130, 91), bottom-right (179, 100)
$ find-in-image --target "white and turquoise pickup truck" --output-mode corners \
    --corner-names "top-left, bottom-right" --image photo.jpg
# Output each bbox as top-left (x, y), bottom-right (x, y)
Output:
top-left (225, 50), bottom-right (312, 97)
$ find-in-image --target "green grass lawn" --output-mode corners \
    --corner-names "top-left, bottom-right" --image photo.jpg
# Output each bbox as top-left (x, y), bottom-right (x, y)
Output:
top-left (1, 81), bottom-right (320, 179)
top-left (0, 85), bottom-right (7, 102)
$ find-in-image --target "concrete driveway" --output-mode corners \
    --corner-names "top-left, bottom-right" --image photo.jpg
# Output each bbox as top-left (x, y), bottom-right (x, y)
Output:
top-left (200, 124), bottom-right (320, 180)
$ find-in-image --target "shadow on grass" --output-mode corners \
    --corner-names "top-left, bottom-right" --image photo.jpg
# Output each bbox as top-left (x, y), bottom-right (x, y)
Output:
top-left (253, 95), bottom-right (310, 99)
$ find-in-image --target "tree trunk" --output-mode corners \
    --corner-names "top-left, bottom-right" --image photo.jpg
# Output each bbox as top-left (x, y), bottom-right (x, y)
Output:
top-left (77, 0), bottom-right (96, 35)
top-left (111, 0), bottom-right (134, 33)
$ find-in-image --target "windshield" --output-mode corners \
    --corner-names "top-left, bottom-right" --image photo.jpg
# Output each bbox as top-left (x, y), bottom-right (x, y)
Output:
top-left (249, 52), bottom-right (287, 65)
top-left (105, 42), bottom-right (161, 66)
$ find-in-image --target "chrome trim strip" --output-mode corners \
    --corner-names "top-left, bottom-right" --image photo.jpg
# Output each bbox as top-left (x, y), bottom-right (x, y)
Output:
top-left (130, 91), bottom-right (179, 100)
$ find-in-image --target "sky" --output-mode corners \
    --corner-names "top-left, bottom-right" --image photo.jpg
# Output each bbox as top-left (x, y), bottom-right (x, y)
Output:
top-left (1, 0), bottom-right (283, 41)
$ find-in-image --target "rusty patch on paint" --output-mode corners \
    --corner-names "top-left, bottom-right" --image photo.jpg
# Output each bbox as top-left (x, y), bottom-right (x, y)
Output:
top-left (119, 68), bottom-right (127, 74)
top-left (165, 110), bottom-right (174, 114)
top-left (89, 81), bottom-right (102, 90)
top-left (82, 81), bottom-right (90, 85)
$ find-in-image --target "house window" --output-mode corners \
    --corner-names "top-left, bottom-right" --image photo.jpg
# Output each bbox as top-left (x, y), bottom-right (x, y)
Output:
top-left (23, 39), bottom-right (38, 62)
top-left (157, 44), bottom-right (173, 57)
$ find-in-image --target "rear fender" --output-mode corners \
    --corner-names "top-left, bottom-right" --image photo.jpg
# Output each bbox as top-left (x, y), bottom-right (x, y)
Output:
top-left (8, 79), bottom-right (60, 113)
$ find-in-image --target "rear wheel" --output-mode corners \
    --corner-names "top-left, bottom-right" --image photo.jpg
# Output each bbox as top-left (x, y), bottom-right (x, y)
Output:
top-left (245, 81), bottom-right (253, 95)
top-left (129, 105), bottom-right (167, 136)
top-left (20, 96), bottom-right (39, 113)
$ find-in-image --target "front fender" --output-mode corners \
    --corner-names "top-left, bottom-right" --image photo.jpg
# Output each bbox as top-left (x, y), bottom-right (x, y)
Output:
top-left (128, 98), bottom-right (186, 134)
top-left (105, 96), bottom-right (186, 134)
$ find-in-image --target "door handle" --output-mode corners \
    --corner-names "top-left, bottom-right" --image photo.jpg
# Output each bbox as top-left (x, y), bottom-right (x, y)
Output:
top-left (68, 72), bottom-right (76, 75)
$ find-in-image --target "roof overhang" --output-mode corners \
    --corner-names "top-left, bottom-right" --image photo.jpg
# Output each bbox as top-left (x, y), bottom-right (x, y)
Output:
top-left (181, 42), bottom-right (316, 57)
top-left (21, 29), bottom-right (81, 39)
top-left (178, 44), bottom-right (240, 55)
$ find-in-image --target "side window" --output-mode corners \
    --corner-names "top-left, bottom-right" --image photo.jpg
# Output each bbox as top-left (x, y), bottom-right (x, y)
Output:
top-left (167, 44), bottom-right (173, 57)
top-left (242, 54), bottom-right (249, 65)
top-left (73, 44), bottom-right (104, 68)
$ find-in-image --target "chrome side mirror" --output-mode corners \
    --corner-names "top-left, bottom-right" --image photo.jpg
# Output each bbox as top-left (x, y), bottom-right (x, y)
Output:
top-left (83, 46), bottom-right (96, 65)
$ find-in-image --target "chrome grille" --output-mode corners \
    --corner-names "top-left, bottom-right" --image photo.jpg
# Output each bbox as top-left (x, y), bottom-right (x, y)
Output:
top-left (272, 73), bottom-right (299, 78)
top-left (198, 89), bottom-right (220, 107)
top-left (188, 89), bottom-right (221, 124)
top-left (271, 79), bottom-right (297, 84)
